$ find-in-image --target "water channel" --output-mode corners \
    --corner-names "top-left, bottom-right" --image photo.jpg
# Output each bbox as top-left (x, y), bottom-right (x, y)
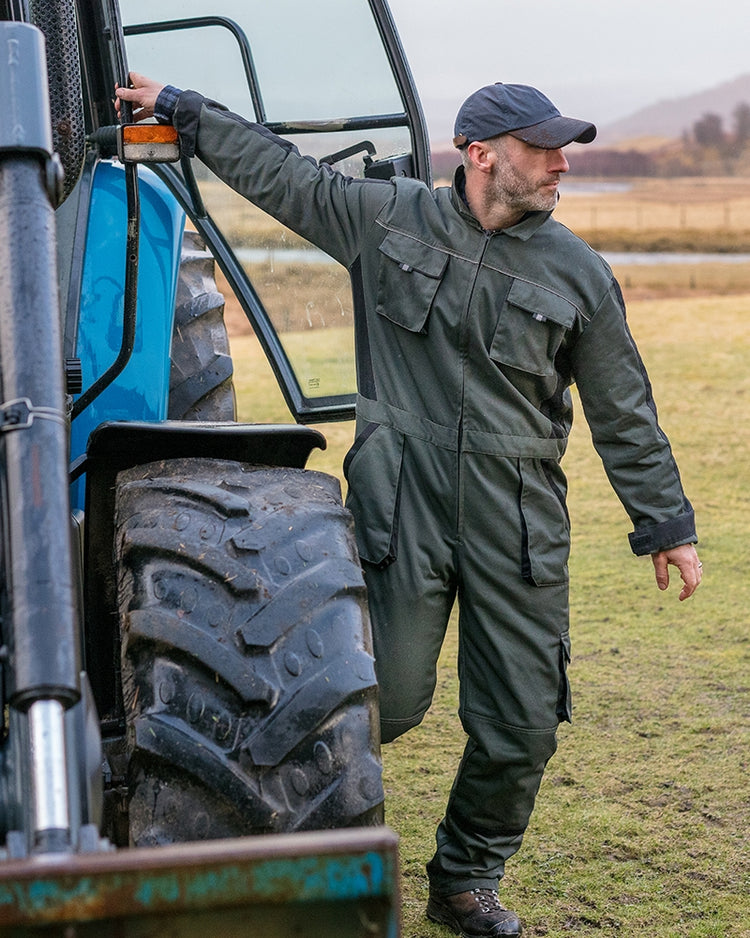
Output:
top-left (236, 247), bottom-right (750, 267)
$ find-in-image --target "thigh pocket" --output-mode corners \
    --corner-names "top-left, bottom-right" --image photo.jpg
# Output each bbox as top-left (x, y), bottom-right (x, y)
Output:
top-left (375, 230), bottom-right (448, 333)
top-left (518, 457), bottom-right (570, 586)
top-left (344, 423), bottom-right (405, 567)
top-left (490, 279), bottom-right (577, 377)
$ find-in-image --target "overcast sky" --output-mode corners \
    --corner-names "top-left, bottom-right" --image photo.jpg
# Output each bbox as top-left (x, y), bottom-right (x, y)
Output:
top-left (387, 0), bottom-right (749, 145)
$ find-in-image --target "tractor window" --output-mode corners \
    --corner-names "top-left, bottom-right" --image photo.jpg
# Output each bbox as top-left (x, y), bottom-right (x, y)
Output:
top-left (121, 0), bottom-right (426, 423)
top-left (121, 0), bottom-right (404, 121)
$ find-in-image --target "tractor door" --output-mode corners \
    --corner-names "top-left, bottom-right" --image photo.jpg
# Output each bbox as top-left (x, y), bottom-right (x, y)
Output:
top-left (119, 0), bottom-right (431, 424)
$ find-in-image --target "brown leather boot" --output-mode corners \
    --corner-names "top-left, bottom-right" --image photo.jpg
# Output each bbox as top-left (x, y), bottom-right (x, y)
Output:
top-left (426, 887), bottom-right (522, 936)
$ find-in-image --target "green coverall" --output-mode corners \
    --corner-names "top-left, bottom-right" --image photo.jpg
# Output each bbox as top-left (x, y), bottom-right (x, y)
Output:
top-left (171, 92), bottom-right (697, 892)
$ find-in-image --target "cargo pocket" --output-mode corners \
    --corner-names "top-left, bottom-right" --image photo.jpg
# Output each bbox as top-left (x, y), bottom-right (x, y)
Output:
top-left (490, 279), bottom-right (577, 376)
top-left (375, 229), bottom-right (448, 333)
top-left (518, 457), bottom-right (570, 586)
top-left (344, 422), bottom-right (405, 567)
top-left (556, 630), bottom-right (572, 723)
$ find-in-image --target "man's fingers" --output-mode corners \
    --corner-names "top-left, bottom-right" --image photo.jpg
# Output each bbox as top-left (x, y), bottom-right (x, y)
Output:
top-left (652, 552), bottom-right (669, 591)
top-left (114, 73), bottom-right (163, 121)
top-left (677, 558), bottom-right (702, 601)
top-left (651, 545), bottom-right (702, 601)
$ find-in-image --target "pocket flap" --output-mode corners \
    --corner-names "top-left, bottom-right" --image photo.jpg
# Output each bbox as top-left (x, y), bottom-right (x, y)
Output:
top-left (506, 279), bottom-right (578, 328)
top-left (378, 230), bottom-right (448, 279)
top-left (376, 231), bottom-right (448, 333)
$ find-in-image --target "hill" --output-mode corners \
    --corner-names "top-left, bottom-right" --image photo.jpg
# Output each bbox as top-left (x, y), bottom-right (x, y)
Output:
top-left (597, 73), bottom-right (750, 145)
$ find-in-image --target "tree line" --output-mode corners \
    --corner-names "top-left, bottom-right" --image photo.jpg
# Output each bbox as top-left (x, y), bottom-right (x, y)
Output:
top-left (560, 101), bottom-right (750, 177)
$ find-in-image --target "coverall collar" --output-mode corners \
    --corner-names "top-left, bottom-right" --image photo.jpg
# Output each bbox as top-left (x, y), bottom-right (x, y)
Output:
top-left (451, 165), bottom-right (552, 240)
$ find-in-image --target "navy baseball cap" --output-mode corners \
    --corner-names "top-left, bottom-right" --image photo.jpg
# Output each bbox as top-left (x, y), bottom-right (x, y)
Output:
top-left (453, 83), bottom-right (596, 149)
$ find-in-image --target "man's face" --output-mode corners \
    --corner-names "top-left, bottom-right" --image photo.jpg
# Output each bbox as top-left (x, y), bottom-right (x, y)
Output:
top-left (488, 134), bottom-right (570, 215)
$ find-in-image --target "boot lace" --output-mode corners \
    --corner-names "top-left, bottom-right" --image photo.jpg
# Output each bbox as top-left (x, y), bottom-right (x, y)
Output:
top-left (470, 888), bottom-right (506, 913)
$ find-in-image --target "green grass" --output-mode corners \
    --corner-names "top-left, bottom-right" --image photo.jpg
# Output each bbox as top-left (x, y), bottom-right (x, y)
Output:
top-left (230, 291), bottom-right (750, 937)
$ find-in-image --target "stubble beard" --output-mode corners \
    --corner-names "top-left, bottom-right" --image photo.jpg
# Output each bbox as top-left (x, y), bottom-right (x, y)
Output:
top-left (491, 158), bottom-right (559, 216)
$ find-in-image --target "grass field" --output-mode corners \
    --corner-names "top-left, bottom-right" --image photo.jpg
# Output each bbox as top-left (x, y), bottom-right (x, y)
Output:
top-left (229, 286), bottom-right (750, 937)
top-left (554, 176), bottom-right (750, 251)
top-left (224, 173), bottom-right (750, 935)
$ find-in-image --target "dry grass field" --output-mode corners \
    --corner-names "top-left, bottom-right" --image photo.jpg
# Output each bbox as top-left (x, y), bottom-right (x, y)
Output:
top-left (554, 176), bottom-right (750, 255)
top-left (224, 176), bottom-right (750, 937)
top-left (556, 176), bottom-right (750, 231)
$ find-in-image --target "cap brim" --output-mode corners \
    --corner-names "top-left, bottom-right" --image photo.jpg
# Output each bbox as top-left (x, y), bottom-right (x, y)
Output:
top-left (510, 116), bottom-right (597, 148)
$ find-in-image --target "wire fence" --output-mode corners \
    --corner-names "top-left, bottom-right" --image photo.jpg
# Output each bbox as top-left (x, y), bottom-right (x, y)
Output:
top-left (555, 199), bottom-right (750, 232)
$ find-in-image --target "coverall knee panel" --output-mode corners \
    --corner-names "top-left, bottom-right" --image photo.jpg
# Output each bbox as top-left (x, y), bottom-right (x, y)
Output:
top-left (427, 720), bottom-right (559, 890)
top-left (453, 715), bottom-right (559, 832)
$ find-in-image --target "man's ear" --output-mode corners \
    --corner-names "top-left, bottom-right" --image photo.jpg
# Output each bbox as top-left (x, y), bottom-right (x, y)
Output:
top-left (466, 140), bottom-right (496, 174)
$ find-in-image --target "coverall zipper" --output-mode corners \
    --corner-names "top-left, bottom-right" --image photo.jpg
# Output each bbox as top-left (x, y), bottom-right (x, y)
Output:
top-left (456, 229), bottom-right (495, 537)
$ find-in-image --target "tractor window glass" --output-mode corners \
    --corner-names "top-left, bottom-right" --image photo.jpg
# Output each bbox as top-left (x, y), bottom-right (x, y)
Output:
top-left (121, 0), bottom-right (403, 122)
top-left (122, 0), bottom-right (413, 417)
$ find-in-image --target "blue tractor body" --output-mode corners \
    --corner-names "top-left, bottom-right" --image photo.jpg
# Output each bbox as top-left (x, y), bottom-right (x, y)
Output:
top-left (69, 162), bottom-right (185, 508)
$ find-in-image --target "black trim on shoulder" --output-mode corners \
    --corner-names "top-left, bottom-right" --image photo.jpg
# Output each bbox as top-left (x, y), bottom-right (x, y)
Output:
top-left (350, 257), bottom-right (376, 400)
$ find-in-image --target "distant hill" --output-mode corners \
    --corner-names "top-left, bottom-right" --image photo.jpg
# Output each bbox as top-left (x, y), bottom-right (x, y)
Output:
top-left (596, 73), bottom-right (750, 146)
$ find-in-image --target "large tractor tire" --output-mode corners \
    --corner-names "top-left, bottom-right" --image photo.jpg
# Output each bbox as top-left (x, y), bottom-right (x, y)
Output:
top-left (168, 230), bottom-right (236, 421)
top-left (114, 457), bottom-right (382, 846)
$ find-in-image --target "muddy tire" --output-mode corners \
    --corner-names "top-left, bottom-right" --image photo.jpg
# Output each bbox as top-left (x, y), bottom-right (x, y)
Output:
top-left (168, 230), bottom-right (236, 421)
top-left (114, 457), bottom-right (382, 846)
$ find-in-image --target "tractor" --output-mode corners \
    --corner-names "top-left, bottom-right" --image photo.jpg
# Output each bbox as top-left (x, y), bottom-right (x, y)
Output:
top-left (0, 0), bottom-right (431, 932)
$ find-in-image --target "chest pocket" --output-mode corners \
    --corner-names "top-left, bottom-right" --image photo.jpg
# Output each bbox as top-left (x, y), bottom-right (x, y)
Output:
top-left (376, 230), bottom-right (448, 333)
top-left (490, 279), bottom-right (578, 377)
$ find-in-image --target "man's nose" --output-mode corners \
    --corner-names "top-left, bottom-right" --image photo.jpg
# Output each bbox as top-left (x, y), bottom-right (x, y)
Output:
top-left (548, 148), bottom-right (569, 173)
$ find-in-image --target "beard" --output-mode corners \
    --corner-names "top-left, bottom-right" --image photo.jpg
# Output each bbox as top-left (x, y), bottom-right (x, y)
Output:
top-left (490, 153), bottom-right (560, 215)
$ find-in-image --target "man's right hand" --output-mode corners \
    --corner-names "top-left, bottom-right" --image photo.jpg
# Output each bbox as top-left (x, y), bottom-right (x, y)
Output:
top-left (115, 72), bottom-right (165, 121)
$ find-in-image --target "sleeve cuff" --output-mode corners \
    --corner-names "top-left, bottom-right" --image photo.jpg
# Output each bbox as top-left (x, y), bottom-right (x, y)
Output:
top-left (628, 509), bottom-right (697, 555)
top-left (154, 84), bottom-right (182, 124)
top-left (171, 90), bottom-right (207, 158)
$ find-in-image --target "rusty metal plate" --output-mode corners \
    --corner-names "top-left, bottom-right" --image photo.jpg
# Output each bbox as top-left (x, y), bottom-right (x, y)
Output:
top-left (0, 827), bottom-right (400, 937)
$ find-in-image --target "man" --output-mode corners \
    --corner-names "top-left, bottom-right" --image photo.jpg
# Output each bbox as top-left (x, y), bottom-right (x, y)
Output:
top-left (118, 78), bottom-right (702, 937)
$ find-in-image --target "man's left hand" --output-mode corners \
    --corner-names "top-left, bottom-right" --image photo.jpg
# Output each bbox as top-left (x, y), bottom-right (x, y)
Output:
top-left (651, 544), bottom-right (702, 601)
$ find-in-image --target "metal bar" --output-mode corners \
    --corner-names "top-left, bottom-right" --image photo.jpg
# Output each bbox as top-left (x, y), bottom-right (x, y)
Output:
top-left (0, 22), bottom-right (80, 707)
top-left (71, 160), bottom-right (139, 419)
top-left (1, 0), bottom-right (31, 21)
top-left (0, 21), bottom-right (81, 860)
top-left (266, 113), bottom-right (410, 135)
top-left (29, 700), bottom-right (71, 847)
top-left (368, 0), bottom-right (432, 186)
top-left (0, 827), bottom-right (401, 936)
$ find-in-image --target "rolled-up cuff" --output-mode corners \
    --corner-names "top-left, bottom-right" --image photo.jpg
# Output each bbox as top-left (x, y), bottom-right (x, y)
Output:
top-left (172, 89), bottom-right (207, 158)
top-left (628, 509), bottom-right (697, 555)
